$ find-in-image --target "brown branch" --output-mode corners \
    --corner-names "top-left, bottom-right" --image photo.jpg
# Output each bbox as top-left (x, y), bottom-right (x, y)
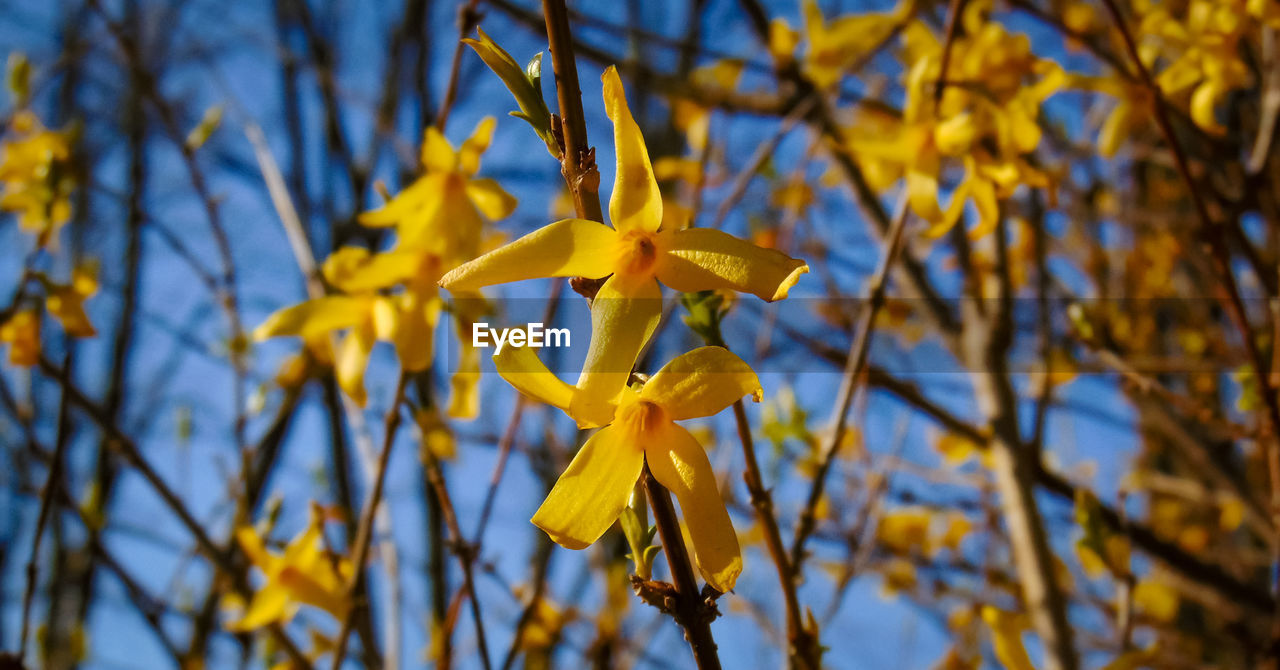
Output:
top-left (330, 372), bottom-right (410, 669)
top-left (436, 0), bottom-right (484, 133)
top-left (34, 356), bottom-right (311, 668)
top-left (641, 465), bottom-right (723, 670)
top-left (542, 0), bottom-right (604, 223)
top-left (790, 193), bottom-right (911, 573)
top-left (17, 354), bottom-right (72, 662)
top-left (1098, 1), bottom-right (1280, 659)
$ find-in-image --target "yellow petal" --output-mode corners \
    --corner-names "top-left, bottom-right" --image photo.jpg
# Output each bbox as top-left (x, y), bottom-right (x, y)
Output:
top-left (358, 176), bottom-right (437, 228)
top-left (438, 219), bottom-right (619, 292)
top-left (235, 526), bottom-right (278, 574)
top-left (392, 294), bottom-right (437, 372)
top-left (966, 176), bottom-right (1000, 240)
top-left (1098, 102), bottom-right (1132, 158)
top-left (253, 296), bottom-right (370, 341)
top-left (465, 177), bottom-right (518, 221)
top-left (571, 273), bottom-right (662, 428)
top-left (602, 66), bottom-right (662, 234)
top-left (645, 422), bottom-right (742, 591)
top-left (336, 321), bottom-right (375, 407)
top-left (459, 117), bottom-right (496, 175)
top-left (447, 330), bottom-right (480, 419)
top-left (981, 607), bottom-right (1035, 670)
top-left (278, 566), bottom-right (350, 621)
top-left (531, 424), bottom-right (645, 549)
top-left (493, 337), bottom-right (578, 417)
top-left (641, 346), bottom-right (761, 420)
top-left (656, 227), bottom-right (808, 302)
top-left (1190, 80), bottom-right (1225, 135)
top-left (46, 286), bottom-right (95, 337)
top-left (226, 582), bottom-right (293, 631)
top-left (322, 246), bottom-right (422, 293)
top-left (1, 310), bottom-right (40, 367)
top-left (906, 168), bottom-right (943, 223)
top-left (421, 127), bottom-right (456, 172)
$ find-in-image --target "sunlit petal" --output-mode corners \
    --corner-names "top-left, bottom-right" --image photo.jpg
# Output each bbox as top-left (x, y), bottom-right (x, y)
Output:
top-left (572, 273), bottom-right (661, 428)
top-left (459, 117), bottom-right (497, 175)
top-left (465, 177), bottom-right (518, 221)
top-left (438, 219), bottom-right (619, 292)
top-left (531, 425), bottom-right (645, 550)
top-left (641, 346), bottom-right (761, 420)
top-left (645, 422), bottom-right (742, 592)
top-left (602, 66), bottom-right (662, 233)
top-left (253, 296), bottom-right (370, 341)
top-left (493, 336), bottom-right (578, 417)
top-left (656, 227), bottom-right (808, 302)
top-left (336, 320), bottom-right (375, 407)
top-left (420, 127), bottom-right (456, 172)
top-left (227, 583), bottom-right (293, 632)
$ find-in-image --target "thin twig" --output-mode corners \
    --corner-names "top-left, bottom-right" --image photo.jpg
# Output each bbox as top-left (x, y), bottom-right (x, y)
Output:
top-left (641, 465), bottom-right (723, 670)
top-left (789, 192), bottom-right (911, 573)
top-left (330, 372), bottom-right (410, 669)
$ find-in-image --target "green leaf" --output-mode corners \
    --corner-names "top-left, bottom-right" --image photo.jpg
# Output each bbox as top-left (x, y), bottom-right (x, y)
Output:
top-left (464, 27), bottom-right (559, 158)
top-left (185, 104), bottom-right (223, 150)
top-left (7, 52), bottom-right (30, 107)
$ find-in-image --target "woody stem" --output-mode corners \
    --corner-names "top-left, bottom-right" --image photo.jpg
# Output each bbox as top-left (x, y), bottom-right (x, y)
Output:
top-left (642, 463), bottom-right (723, 670)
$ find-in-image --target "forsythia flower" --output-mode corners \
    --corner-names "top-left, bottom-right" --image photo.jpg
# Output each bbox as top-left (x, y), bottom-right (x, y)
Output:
top-left (359, 117), bottom-right (515, 262)
top-left (440, 66), bottom-right (807, 424)
top-left (44, 263), bottom-right (99, 337)
top-left (494, 343), bottom-right (761, 592)
top-left (0, 309), bottom-right (39, 367)
top-left (844, 5), bottom-right (1060, 238)
top-left (799, 0), bottom-right (915, 89)
top-left (0, 110), bottom-right (74, 246)
top-left (1141, 0), bottom-right (1255, 134)
top-left (254, 118), bottom-right (513, 411)
top-left (226, 511), bottom-right (353, 632)
top-left (981, 606), bottom-right (1035, 670)
top-left (254, 246), bottom-right (441, 406)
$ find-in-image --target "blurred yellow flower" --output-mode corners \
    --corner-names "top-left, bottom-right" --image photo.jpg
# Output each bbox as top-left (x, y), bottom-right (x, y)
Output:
top-left (0, 111), bottom-right (74, 246)
top-left (226, 511), bottom-right (353, 632)
top-left (1, 308), bottom-right (39, 367)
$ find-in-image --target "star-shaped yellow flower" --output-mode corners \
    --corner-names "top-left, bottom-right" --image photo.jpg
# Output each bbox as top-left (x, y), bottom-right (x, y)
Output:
top-left (253, 246), bottom-right (441, 406)
top-left (0, 111), bottom-right (75, 246)
top-left (227, 510), bottom-right (353, 632)
top-left (440, 66), bottom-right (807, 424)
top-left (44, 263), bottom-right (99, 338)
top-left (359, 117), bottom-right (515, 266)
top-left (494, 342), bottom-right (760, 592)
top-left (1, 309), bottom-right (39, 367)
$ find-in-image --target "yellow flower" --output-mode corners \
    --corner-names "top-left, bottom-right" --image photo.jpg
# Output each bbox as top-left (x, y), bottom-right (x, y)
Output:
top-left (441, 66), bottom-right (808, 423)
top-left (981, 606), bottom-right (1034, 670)
top-left (844, 13), bottom-right (1061, 238)
top-left (0, 111), bottom-right (74, 245)
top-left (494, 343), bottom-right (760, 592)
top-left (253, 246), bottom-right (441, 406)
top-left (45, 263), bottom-right (99, 338)
top-left (358, 117), bottom-right (515, 266)
top-left (0, 309), bottom-right (39, 367)
top-left (800, 0), bottom-right (914, 89)
top-left (226, 510), bottom-right (353, 632)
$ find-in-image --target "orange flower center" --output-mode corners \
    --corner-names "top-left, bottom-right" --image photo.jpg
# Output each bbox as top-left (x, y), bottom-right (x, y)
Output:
top-left (617, 398), bottom-right (664, 435)
top-left (617, 231), bottom-right (658, 277)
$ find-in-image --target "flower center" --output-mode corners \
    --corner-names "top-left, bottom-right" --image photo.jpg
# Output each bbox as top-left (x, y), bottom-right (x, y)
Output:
top-left (617, 399), bottom-right (664, 435)
top-left (617, 231), bottom-right (658, 277)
